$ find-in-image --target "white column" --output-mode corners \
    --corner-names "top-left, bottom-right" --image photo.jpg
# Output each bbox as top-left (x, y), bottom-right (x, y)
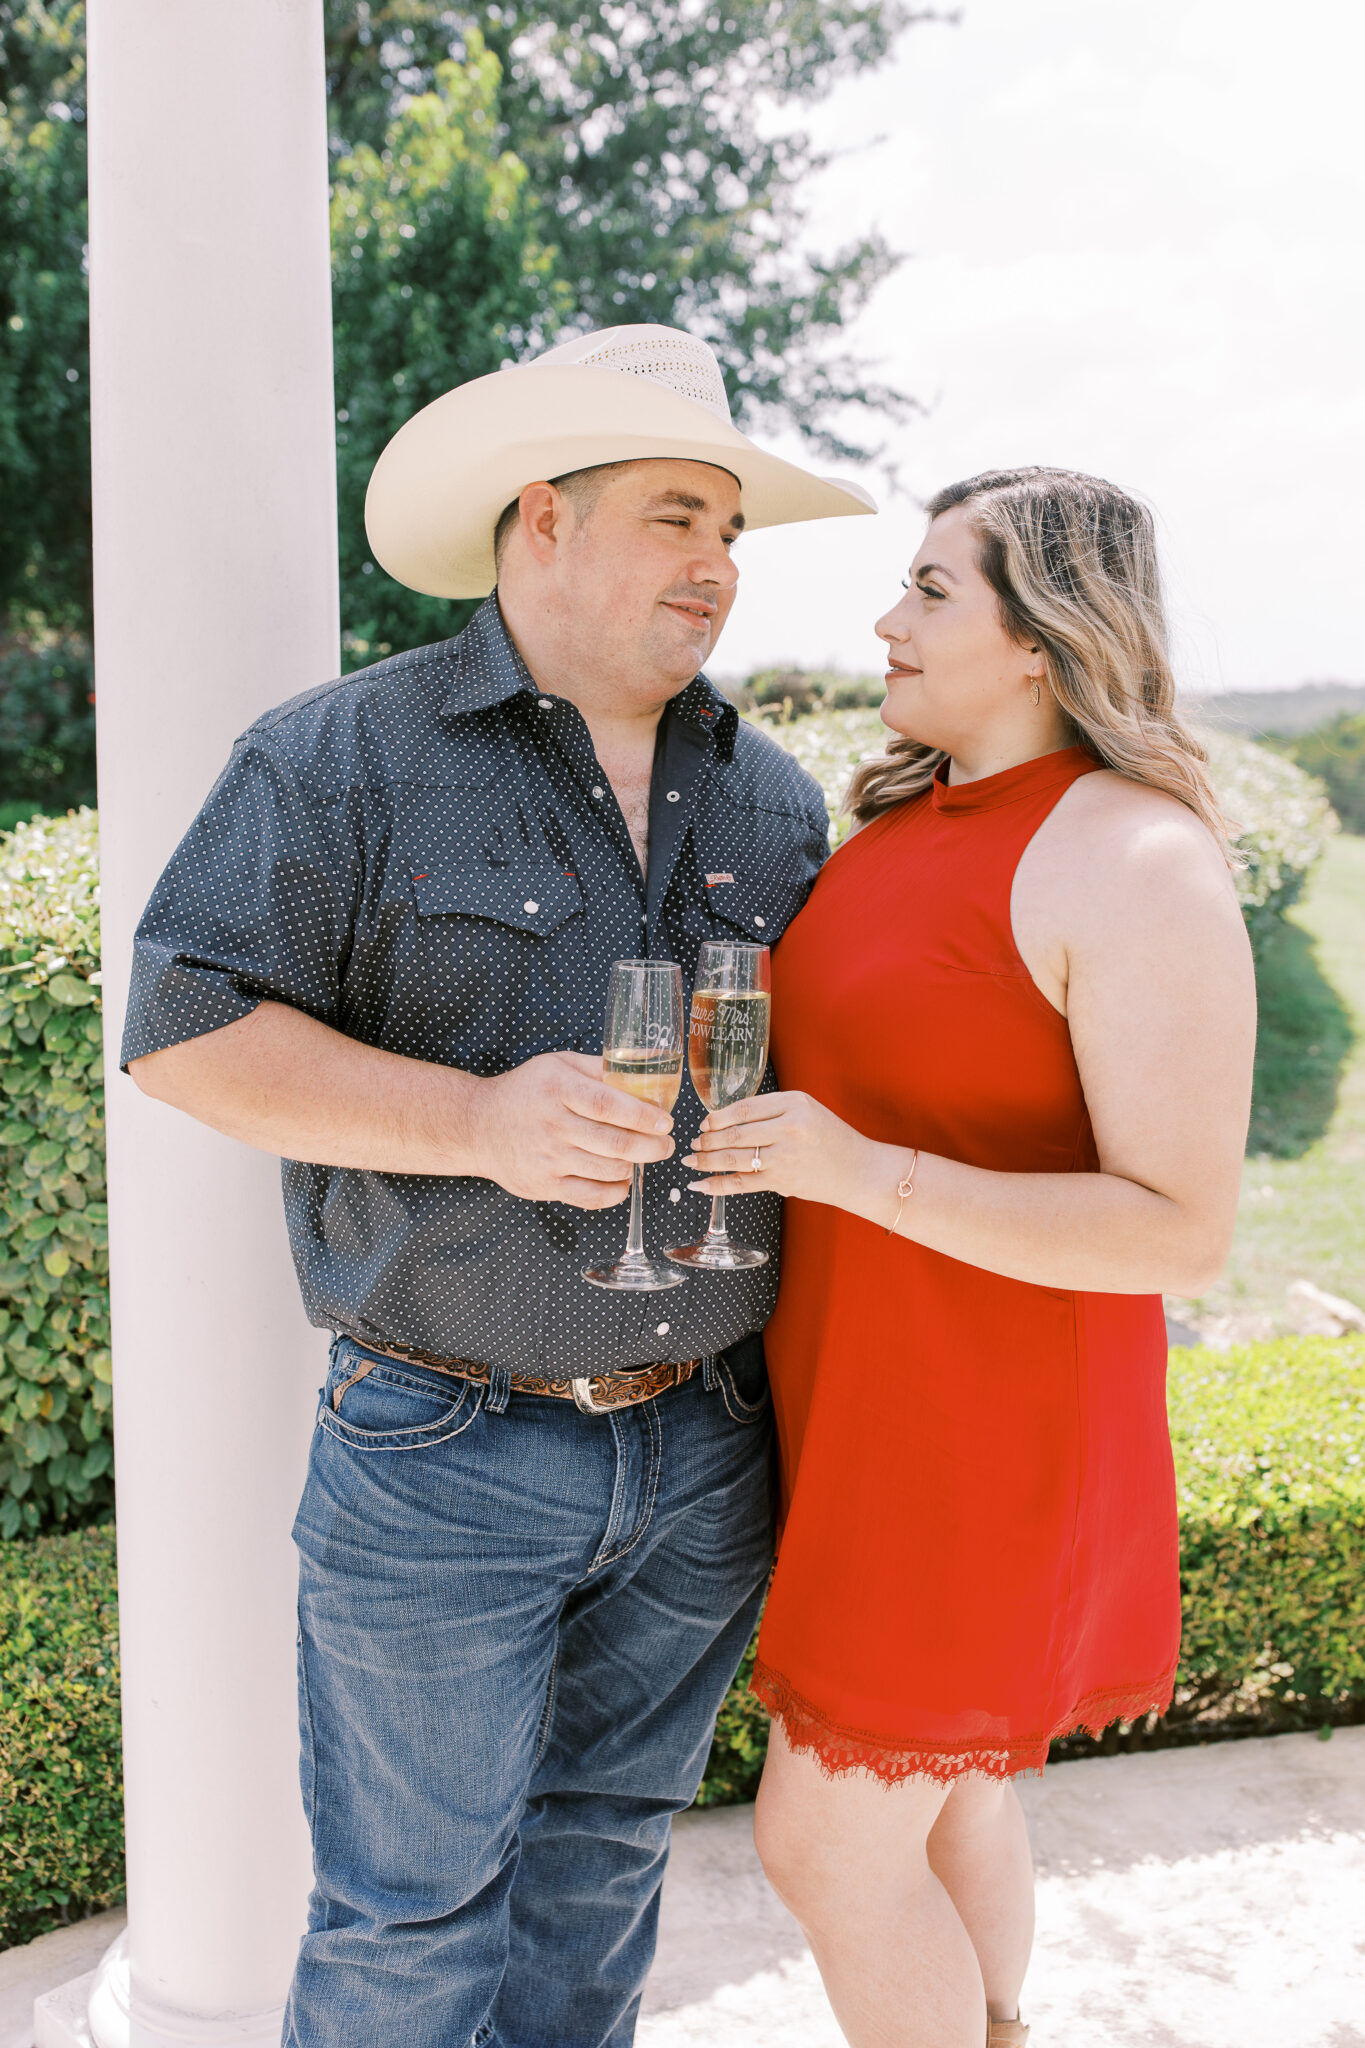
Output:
top-left (38, 5), bottom-right (339, 2044)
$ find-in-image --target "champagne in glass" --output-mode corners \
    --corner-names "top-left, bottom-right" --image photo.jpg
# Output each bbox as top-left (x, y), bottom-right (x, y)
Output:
top-left (583, 959), bottom-right (687, 1292)
top-left (666, 941), bottom-right (771, 1271)
top-left (602, 1046), bottom-right (685, 1114)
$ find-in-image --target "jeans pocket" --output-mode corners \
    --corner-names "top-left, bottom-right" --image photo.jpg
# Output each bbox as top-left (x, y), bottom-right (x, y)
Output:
top-left (318, 1346), bottom-right (482, 1452)
top-left (716, 1336), bottom-right (771, 1427)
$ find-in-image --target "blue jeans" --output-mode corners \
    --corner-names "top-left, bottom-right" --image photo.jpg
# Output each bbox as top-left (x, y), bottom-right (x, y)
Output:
top-left (284, 1333), bottom-right (774, 2048)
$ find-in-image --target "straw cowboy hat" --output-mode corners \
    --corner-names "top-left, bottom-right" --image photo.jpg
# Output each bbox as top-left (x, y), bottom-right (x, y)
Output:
top-left (364, 323), bottom-right (877, 599)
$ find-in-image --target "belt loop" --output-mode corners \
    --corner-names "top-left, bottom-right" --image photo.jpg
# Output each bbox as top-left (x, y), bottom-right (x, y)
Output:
top-left (485, 1364), bottom-right (513, 1415)
top-left (702, 1353), bottom-right (720, 1393)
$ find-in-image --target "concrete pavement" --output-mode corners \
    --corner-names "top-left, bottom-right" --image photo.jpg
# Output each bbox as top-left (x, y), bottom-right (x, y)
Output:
top-left (639, 1727), bottom-right (1365, 2047)
top-left (4, 1728), bottom-right (1363, 2046)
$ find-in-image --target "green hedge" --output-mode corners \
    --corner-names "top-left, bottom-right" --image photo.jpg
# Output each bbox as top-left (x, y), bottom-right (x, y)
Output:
top-left (0, 808), bottom-right (112, 1538)
top-left (1169, 1335), bottom-right (1365, 1718)
top-left (3, 1338), bottom-right (1359, 1944)
top-left (698, 1335), bottom-right (1365, 1801)
top-left (0, 1525), bottom-right (123, 1948)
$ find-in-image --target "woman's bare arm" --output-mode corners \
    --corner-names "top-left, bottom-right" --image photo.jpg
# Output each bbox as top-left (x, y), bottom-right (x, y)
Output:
top-left (686, 786), bottom-right (1256, 1295)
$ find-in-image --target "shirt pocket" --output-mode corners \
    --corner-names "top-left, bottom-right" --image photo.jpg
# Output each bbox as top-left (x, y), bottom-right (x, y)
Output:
top-left (693, 810), bottom-right (816, 950)
top-left (411, 862), bottom-right (589, 1073)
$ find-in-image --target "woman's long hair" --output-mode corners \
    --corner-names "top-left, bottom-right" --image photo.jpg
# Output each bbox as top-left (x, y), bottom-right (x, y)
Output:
top-left (845, 467), bottom-right (1233, 858)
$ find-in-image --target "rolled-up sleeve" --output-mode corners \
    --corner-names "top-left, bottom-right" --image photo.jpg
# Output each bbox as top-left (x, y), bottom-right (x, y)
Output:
top-left (120, 732), bottom-right (352, 1068)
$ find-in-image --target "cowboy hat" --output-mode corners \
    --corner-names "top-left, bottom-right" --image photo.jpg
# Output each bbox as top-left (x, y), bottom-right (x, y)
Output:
top-left (364, 324), bottom-right (877, 599)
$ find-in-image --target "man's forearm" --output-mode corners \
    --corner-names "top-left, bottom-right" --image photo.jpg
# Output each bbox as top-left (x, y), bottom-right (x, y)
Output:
top-left (129, 1001), bottom-right (489, 1175)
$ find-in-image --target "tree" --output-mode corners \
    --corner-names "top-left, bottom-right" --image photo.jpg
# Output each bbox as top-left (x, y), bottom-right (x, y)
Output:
top-left (0, 0), bottom-right (89, 634)
top-left (1284, 714), bottom-right (1365, 836)
top-left (0, 0), bottom-right (923, 769)
top-left (325, 0), bottom-right (919, 462)
top-left (332, 40), bottom-right (568, 659)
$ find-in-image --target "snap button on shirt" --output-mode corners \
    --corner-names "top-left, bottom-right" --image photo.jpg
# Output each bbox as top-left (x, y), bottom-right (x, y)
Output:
top-left (120, 596), bottom-right (830, 1379)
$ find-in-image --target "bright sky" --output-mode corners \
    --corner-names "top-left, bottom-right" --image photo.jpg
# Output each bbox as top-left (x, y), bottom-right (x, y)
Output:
top-left (715, 0), bottom-right (1365, 695)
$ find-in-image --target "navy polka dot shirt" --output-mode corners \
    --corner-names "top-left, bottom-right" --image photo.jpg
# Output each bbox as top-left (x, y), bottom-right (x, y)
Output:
top-left (121, 597), bottom-right (830, 1377)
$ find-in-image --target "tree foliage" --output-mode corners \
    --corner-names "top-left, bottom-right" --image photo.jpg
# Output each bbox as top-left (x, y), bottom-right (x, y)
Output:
top-left (325, 0), bottom-right (916, 456)
top-left (0, 0), bottom-right (918, 734)
top-left (325, 0), bottom-right (920, 663)
top-left (0, 631), bottom-right (95, 814)
top-left (332, 40), bottom-right (569, 661)
top-left (1280, 714), bottom-right (1365, 836)
top-left (0, 0), bottom-right (89, 634)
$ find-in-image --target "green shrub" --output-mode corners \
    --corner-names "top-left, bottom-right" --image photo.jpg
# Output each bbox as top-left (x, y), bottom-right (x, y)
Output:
top-left (1170, 1336), bottom-right (1365, 1719)
top-left (743, 667), bottom-right (885, 720)
top-left (698, 1335), bottom-right (1365, 1802)
top-left (0, 808), bottom-right (111, 1538)
top-left (0, 1525), bottom-right (123, 1948)
top-left (1282, 713), bottom-right (1365, 835)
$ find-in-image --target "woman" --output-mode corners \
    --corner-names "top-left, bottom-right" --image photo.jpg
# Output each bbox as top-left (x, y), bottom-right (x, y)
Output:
top-left (686, 468), bottom-right (1256, 2048)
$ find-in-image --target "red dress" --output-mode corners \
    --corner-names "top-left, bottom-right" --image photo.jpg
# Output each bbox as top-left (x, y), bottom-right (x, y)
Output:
top-left (753, 746), bottom-right (1180, 1782)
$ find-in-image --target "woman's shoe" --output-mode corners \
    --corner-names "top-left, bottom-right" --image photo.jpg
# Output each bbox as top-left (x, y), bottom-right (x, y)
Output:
top-left (987, 2022), bottom-right (1029, 2047)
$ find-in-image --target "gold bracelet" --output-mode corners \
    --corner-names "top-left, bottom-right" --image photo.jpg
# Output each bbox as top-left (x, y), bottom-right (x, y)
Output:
top-left (887, 1149), bottom-right (919, 1236)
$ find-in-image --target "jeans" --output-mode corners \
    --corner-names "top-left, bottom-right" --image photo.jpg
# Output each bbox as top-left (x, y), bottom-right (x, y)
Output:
top-left (284, 1332), bottom-right (774, 2048)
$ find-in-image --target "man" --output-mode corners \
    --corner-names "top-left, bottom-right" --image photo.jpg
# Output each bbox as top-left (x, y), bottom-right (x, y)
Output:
top-left (123, 324), bottom-right (873, 2048)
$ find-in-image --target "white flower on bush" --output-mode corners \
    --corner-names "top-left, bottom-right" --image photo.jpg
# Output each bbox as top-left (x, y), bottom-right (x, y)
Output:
top-left (755, 709), bottom-right (1338, 929)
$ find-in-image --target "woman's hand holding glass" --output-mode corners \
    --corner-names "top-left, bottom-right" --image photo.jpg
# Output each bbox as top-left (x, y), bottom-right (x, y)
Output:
top-left (683, 1088), bottom-right (876, 1207)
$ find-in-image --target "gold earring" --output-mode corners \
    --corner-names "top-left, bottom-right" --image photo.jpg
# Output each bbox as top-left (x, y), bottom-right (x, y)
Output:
top-left (1030, 682), bottom-right (1041, 706)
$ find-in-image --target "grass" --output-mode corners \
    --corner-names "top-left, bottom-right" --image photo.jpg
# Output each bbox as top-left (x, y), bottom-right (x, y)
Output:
top-left (1173, 833), bottom-right (1365, 1335)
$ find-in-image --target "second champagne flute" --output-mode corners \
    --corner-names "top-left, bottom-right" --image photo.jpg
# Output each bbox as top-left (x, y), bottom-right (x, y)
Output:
top-left (667, 940), bottom-right (771, 1271)
top-left (582, 959), bottom-right (687, 1292)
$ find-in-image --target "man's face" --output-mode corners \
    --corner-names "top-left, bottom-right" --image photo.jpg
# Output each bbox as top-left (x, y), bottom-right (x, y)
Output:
top-left (538, 459), bottom-right (744, 695)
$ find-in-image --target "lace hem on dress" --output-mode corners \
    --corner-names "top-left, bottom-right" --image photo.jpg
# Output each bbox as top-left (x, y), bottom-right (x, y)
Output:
top-left (750, 1658), bottom-right (1178, 1785)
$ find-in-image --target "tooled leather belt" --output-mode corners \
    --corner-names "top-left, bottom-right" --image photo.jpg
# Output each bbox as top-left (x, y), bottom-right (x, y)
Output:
top-left (333, 1339), bottom-right (699, 1418)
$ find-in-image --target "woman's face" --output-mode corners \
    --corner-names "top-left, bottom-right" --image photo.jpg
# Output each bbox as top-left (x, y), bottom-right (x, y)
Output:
top-left (874, 505), bottom-right (1042, 754)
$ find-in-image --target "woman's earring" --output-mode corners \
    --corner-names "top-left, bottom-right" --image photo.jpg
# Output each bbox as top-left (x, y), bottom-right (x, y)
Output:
top-left (1030, 682), bottom-right (1041, 706)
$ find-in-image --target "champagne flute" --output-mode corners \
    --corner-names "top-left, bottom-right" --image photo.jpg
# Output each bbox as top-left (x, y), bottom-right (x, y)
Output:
top-left (582, 959), bottom-right (687, 1292)
top-left (666, 940), bottom-right (771, 1271)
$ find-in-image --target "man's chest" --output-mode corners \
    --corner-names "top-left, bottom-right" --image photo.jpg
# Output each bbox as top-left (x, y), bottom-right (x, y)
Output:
top-left (331, 740), bottom-right (818, 1077)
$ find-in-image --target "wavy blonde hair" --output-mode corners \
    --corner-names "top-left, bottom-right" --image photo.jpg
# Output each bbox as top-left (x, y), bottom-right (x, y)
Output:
top-left (845, 467), bottom-right (1233, 858)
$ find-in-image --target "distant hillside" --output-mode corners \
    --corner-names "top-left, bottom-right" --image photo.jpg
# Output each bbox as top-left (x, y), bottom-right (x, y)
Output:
top-left (1183, 681), bottom-right (1365, 737)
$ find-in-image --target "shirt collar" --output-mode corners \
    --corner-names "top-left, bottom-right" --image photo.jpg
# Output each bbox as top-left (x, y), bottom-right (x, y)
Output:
top-left (673, 668), bottom-right (739, 762)
top-left (445, 594), bottom-right (740, 761)
top-left (442, 595), bottom-right (540, 717)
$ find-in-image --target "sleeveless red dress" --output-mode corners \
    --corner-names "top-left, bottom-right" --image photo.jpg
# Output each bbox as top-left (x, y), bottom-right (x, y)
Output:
top-left (753, 746), bottom-right (1180, 1782)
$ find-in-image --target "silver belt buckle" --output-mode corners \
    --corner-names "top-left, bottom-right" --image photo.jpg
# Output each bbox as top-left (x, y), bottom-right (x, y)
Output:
top-left (571, 1364), bottom-right (655, 1415)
